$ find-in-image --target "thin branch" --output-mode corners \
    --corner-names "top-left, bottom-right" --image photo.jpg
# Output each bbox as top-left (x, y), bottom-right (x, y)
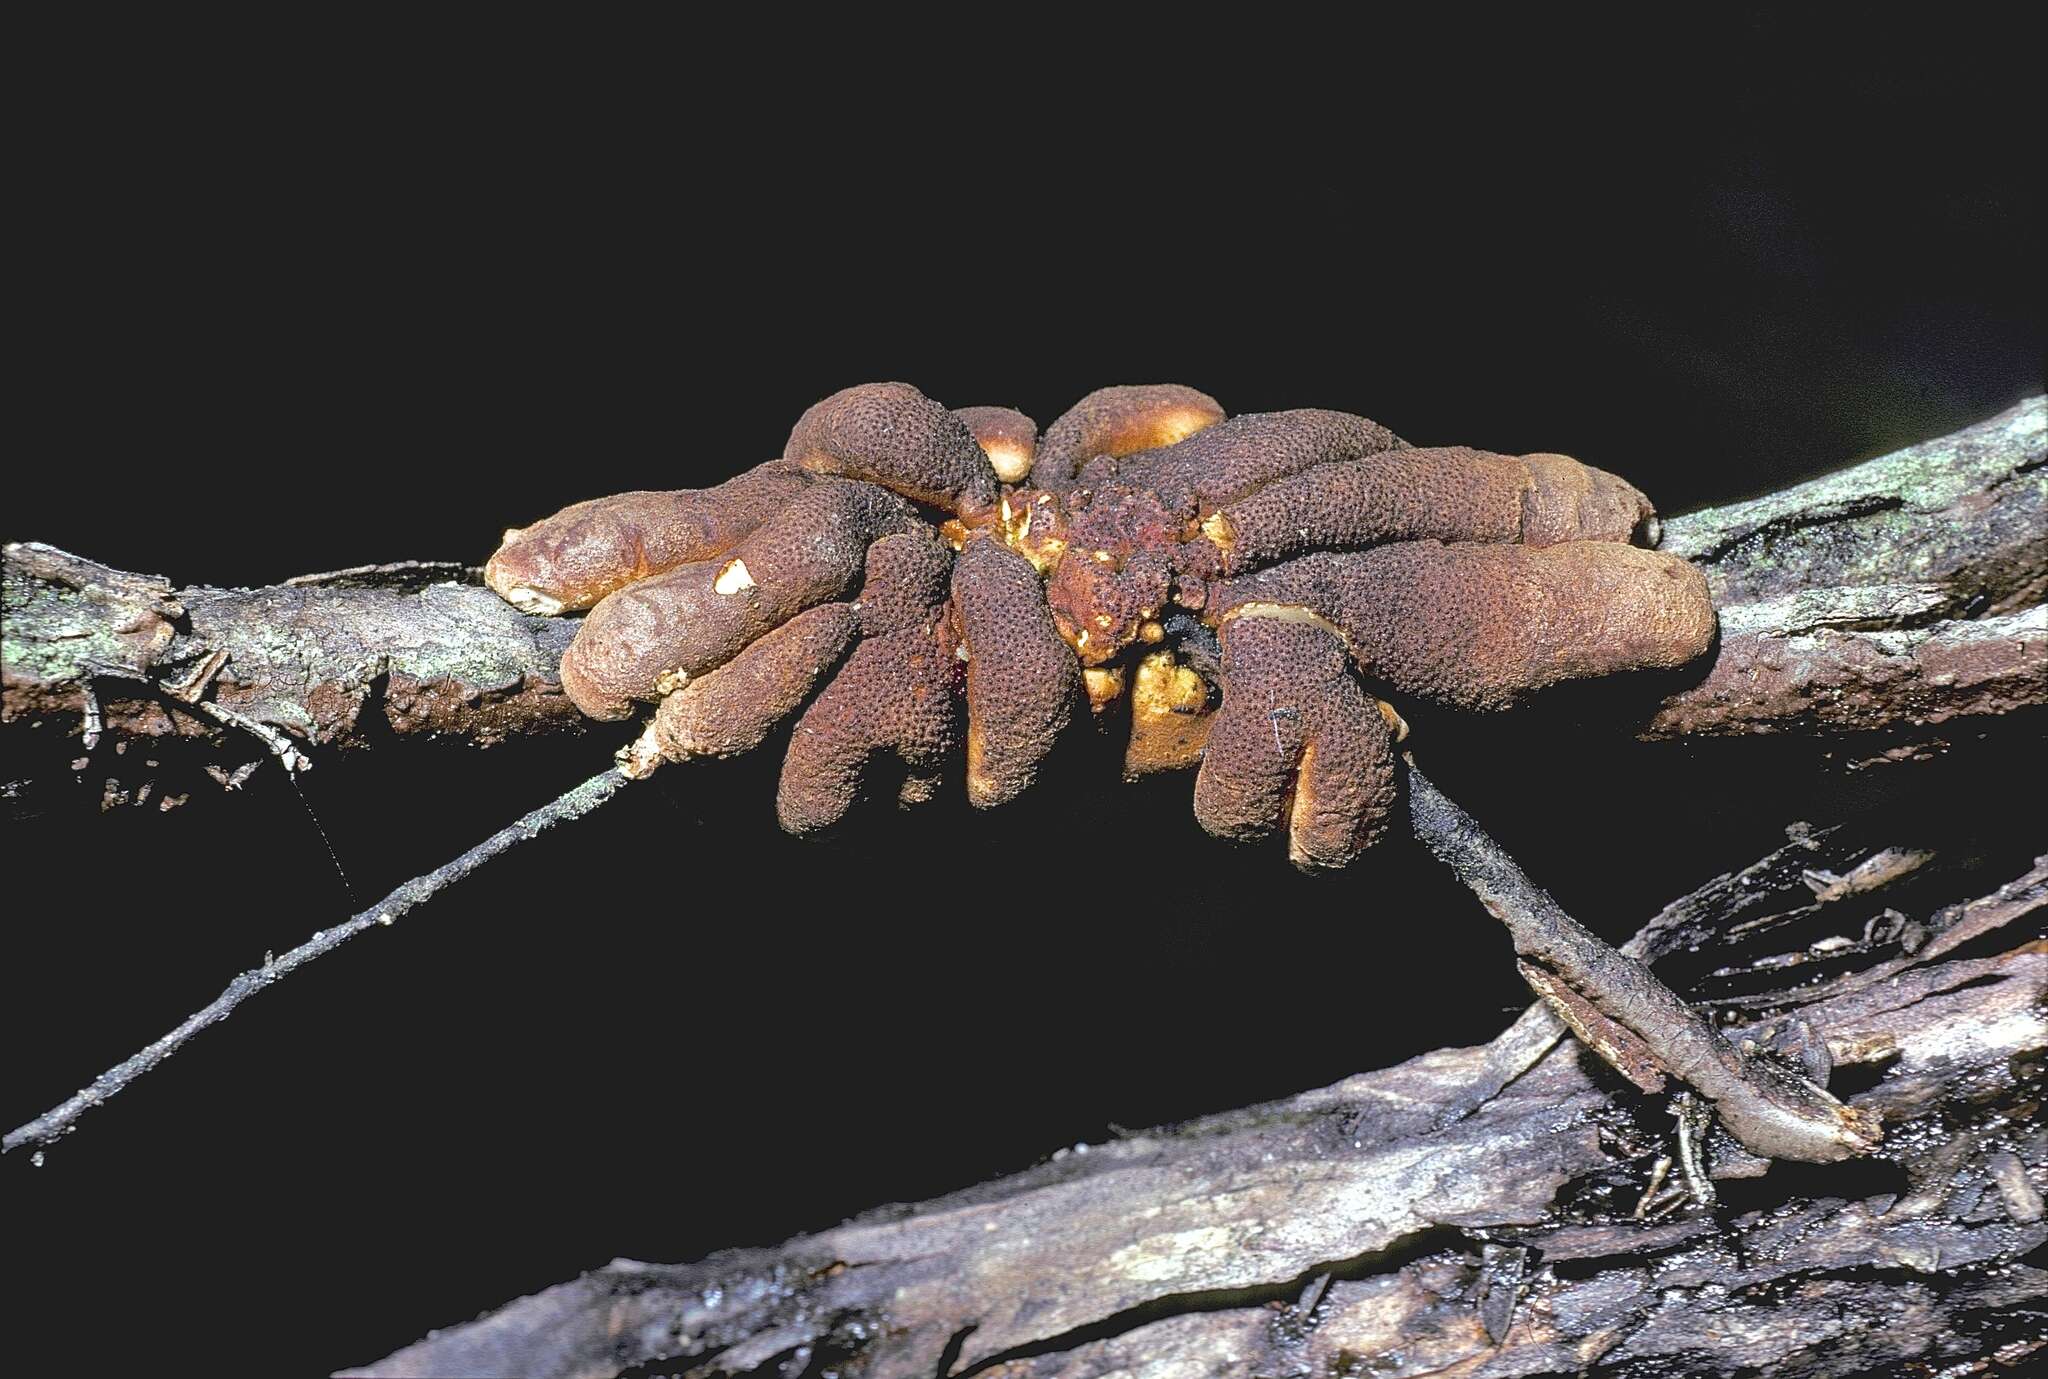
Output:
top-left (1434, 823), bottom-right (1937, 1125)
top-left (2, 767), bottom-right (631, 1156)
top-left (1404, 760), bottom-right (1883, 1165)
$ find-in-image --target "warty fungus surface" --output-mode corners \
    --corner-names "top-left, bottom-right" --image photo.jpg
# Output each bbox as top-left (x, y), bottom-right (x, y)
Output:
top-left (487, 381), bottom-right (1716, 868)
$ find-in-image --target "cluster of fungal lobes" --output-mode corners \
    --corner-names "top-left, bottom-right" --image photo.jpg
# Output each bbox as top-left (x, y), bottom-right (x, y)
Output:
top-left (486, 384), bottom-right (1716, 870)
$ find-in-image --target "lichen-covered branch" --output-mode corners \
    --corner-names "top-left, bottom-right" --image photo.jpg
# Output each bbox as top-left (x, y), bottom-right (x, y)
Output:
top-left (1643, 591), bottom-right (2044, 739)
top-left (2, 542), bottom-right (592, 811)
top-left (4, 398), bottom-right (2041, 807)
top-left (1660, 396), bottom-right (2045, 614)
top-left (345, 826), bottom-right (2047, 1379)
top-left (3, 542), bottom-right (584, 747)
top-left (1648, 395), bottom-right (2046, 741)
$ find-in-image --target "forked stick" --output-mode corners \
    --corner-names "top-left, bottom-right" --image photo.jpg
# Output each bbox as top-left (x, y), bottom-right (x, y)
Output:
top-left (1405, 759), bottom-right (1883, 1164)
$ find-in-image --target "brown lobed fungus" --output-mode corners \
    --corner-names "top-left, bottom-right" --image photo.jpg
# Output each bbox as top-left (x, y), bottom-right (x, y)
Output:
top-left (487, 381), bottom-right (1717, 866)
top-left (1031, 383), bottom-right (1226, 491)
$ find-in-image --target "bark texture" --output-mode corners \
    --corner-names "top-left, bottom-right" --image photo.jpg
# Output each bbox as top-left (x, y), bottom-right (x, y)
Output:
top-left (346, 825), bottom-right (2046, 1378)
top-left (2, 548), bottom-right (590, 812)
top-left (1647, 394), bottom-right (2045, 740)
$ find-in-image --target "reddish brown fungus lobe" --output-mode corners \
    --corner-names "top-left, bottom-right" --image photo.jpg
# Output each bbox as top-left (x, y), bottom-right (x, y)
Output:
top-left (1204, 447), bottom-right (1655, 574)
top-left (1193, 612), bottom-right (1398, 871)
top-left (1096, 408), bottom-right (1405, 515)
top-left (952, 536), bottom-right (1077, 807)
top-left (652, 603), bottom-right (858, 761)
top-left (559, 479), bottom-right (915, 719)
top-left (485, 460), bottom-right (814, 614)
top-left (776, 613), bottom-right (960, 834)
top-left (784, 382), bottom-right (999, 519)
top-left (1033, 384), bottom-right (1226, 490)
top-left (1212, 542), bottom-right (1715, 712)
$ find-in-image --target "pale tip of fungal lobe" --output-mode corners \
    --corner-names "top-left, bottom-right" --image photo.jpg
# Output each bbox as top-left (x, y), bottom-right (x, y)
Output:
top-left (985, 442), bottom-right (1034, 484)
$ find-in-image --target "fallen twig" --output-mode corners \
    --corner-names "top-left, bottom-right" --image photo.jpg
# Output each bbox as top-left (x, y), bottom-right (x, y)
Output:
top-left (1404, 760), bottom-right (1882, 1163)
top-left (2, 767), bottom-right (631, 1155)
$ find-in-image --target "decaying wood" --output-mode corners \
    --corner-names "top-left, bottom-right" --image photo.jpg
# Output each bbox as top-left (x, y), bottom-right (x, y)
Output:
top-left (346, 822), bottom-right (2046, 1379)
top-left (3, 398), bottom-right (2041, 809)
top-left (2, 543), bottom-right (590, 812)
top-left (1648, 394), bottom-right (2045, 739)
top-left (1405, 763), bottom-right (1883, 1167)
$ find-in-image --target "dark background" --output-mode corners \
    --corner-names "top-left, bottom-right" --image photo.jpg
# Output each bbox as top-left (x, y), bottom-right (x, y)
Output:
top-left (7, 17), bottom-right (2044, 1376)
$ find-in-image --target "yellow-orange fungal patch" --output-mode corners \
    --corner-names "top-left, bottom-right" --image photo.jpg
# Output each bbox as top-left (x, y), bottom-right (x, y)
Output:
top-left (1082, 666), bottom-right (1126, 711)
top-left (1199, 510), bottom-right (1234, 551)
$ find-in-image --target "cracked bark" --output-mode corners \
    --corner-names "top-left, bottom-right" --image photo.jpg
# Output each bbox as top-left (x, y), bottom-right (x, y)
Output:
top-left (3, 398), bottom-right (2042, 813)
top-left (346, 830), bottom-right (2046, 1379)
top-left (1643, 395), bottom-right (2045, 742)
top-left (2, 546), bottom-right (594, 813)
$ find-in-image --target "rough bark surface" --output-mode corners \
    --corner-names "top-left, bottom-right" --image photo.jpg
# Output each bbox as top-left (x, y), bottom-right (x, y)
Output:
top-left (2, 547), bottom-right (590, 812)
top-left (2, 399), bottom-right (2042, 810)
top-left (346, 826), bottom-right (2047, 1378)
top-left (1647, 395), bottom-right (2045, 741)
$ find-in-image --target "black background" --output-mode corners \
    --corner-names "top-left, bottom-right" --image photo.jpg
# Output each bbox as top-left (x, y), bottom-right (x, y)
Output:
top-left (6, 17), bottom-right (2044, 1376)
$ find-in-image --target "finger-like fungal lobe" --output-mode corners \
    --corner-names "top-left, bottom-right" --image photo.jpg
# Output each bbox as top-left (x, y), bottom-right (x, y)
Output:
top-left (651, 603), bottom-right (859, 760)
top-left (485, 461), bottom-right (815, 614)
top-left (491, 381), bottom-right (1714, 863)
top-left (558, 479), bottom-right (915, 719)
top-left (1033, 384), bottom-right (1226, 490)
top-left (1213, 542), bottom-right (1716, 711)
top-left (775, 526), bottom-right (960, 831)
top-left (776, 618), bottom-right (960, 834)
top-left (951, 536), bottom-right (1077, 807)
top-left (953, 406), bottom-right (1039, 485)
top-left (1099, 408), bottom-right (1405, 514)
top-left (784, 382), bottom-right (1000, 519)
top-left (1193, 612), bottom-right (1397, 871)
top-left (1201, 447), bottom-right (1656, 575)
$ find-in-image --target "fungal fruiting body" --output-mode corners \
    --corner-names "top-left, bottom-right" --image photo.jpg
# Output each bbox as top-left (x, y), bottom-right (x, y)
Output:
top-left (486, 382), bottom-right (1715, 869)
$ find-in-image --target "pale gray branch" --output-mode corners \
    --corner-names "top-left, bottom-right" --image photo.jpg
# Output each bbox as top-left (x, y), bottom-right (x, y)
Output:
top-left (3, 768), bottom-right (630, 1156)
